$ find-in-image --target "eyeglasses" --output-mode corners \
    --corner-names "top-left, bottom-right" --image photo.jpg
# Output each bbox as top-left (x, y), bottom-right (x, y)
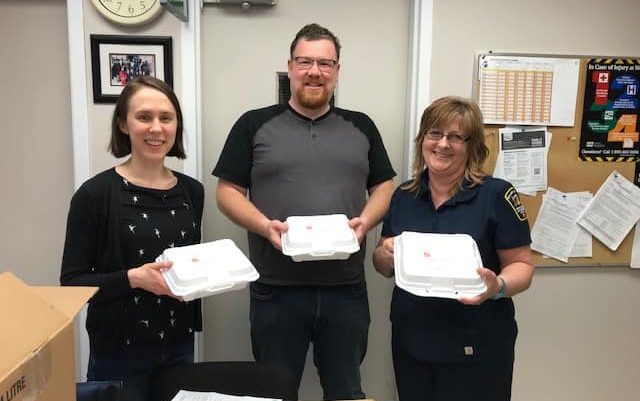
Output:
top-left (425, 130), bottom-right (469, 144)
top-left (292, 57), bottom-right (338, 72)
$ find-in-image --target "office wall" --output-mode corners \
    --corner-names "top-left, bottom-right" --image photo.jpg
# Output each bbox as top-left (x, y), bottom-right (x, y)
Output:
top-left (0, 0), bottom-right (73, 285)
top-left (199, 2), bottom-right (410, 400)
top-left (430, 1), bottom-right (640, 400)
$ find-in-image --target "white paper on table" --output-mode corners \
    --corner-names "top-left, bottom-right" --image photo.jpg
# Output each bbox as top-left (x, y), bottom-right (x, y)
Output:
top-left (170, 390), bottom-right (280, 401)
top-left (631, 223), bottom-right (640, 269)
top-left (530, 187), bottom-right (590, 263)
top-left (577, 171), bottom-right (640, 251)
top-left (493, 127), bottom-right (551, 196)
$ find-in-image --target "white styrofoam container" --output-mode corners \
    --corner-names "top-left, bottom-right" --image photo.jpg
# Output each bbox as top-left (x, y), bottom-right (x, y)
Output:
top-left (157, 239), bottom-right (259, 301)
top-left (394, 232), bottom-right (486, 299)
top-left (281, 214), bottom-right (360, 262)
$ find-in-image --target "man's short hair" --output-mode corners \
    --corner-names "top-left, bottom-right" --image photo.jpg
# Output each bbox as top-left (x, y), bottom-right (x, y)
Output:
top-left (290, 23), bottom-right (341, 60)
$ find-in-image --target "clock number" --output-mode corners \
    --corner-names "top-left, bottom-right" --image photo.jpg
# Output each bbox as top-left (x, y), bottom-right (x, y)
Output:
top-left (92, 0), bottom-right (162, 24)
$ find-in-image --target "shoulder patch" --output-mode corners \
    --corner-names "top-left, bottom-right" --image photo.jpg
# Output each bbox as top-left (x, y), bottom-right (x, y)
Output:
top-left (504, 187), bottom-right (527, 221)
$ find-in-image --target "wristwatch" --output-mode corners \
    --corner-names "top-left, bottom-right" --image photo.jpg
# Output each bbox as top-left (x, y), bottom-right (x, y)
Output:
top-left (492, 277), bottom-right (507, 300)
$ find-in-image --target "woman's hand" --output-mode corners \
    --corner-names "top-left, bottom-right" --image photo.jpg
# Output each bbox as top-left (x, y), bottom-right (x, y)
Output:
top-left (127, 260), bottom-right (178, 298)
top-left (458, 245), bottom-right (534, 305)
top-left (373, 236), bottom-right (396, 278)
top-left (458, 267), bottom-right (502, 305)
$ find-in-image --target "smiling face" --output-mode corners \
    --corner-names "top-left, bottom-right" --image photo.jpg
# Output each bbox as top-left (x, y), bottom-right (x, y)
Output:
top-left (422, 118), bottom-right (468, 179)
top-left (118, 86), bottom-right (177, 164)
top-left (288, 39), bottom-right (339, 116)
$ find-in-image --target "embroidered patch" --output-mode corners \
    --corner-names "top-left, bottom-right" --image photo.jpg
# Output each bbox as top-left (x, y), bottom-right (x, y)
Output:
top-left (504, 187), bottom-right (527, 221)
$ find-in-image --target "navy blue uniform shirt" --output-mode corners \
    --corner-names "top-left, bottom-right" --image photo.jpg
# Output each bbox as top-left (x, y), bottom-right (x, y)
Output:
top-left (382, 173), bottom-right (531, 363)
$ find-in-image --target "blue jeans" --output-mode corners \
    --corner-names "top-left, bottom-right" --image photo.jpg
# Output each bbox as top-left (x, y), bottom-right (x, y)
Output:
top-left (87, 334), bottom-right (194, 401)
top-left (249, 282), bottom-right (370, 400)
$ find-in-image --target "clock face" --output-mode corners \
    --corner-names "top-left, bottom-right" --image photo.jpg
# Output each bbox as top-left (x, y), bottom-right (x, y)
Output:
top-left (91, 0), bottom-right (164, 26)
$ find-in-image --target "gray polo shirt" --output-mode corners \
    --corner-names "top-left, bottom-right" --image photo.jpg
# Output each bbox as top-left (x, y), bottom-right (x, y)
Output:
top-left (213, 104), bottom-right (396, 285)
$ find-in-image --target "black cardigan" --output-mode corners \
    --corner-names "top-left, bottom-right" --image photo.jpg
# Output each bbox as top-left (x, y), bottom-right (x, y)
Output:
top-left (60, 168), bottom-right (204, 351)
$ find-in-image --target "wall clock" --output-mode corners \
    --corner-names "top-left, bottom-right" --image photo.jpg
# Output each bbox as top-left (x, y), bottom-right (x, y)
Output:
top-left (90, 0), bottom-right (164, 26)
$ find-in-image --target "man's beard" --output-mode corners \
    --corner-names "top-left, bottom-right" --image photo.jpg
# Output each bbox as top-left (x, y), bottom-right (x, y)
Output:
top-left (296, 85), bottom-right (331, 109)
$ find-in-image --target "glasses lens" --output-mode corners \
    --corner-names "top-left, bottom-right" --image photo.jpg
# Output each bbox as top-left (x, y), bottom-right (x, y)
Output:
top-left (295, 57), bottom-right (313, 69)
top-left (317, 60), bottom-right (335, 70)
top-left (294, 57), bottom-right (335, 72)
top-left (426, 130), bottom-right (444, 140)
top-left (426, 130), bottom-right (467, 143)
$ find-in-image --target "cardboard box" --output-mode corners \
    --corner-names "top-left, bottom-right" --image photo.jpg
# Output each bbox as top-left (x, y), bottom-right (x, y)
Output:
top-left (0, 271), bottom-right (96, 401)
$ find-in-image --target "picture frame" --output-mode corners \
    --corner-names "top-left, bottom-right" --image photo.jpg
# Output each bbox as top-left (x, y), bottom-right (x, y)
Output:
top-left (90, 35), bottom-right (173, 103)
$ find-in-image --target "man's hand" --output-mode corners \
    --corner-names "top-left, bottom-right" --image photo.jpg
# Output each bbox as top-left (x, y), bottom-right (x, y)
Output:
top-left (264, 219), bottom-right (289, 251)
top-left (348, 216), bottom-right (370, 243)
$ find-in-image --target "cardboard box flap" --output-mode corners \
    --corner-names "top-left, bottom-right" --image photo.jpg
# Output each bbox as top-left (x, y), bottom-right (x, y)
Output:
top-left (0, 272), bottom-right (94, 380)
top-left (31, 286), bottom-right (96, 319)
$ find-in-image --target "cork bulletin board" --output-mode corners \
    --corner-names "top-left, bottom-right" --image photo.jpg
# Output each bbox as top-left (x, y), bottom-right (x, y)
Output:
top-left (475, 54), bottom-right (639, 267)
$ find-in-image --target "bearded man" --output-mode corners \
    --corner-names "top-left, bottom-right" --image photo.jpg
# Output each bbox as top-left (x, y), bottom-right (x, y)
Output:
top-left (212, 23), bottom-right (395, 401)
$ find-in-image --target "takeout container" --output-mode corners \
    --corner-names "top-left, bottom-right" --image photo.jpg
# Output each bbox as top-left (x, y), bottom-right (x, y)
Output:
top-left (158, 239), bottom-right (259, 301)
top-left (281, 214), bottom-right (360, 262)
top-left (394, 232), bottom-right (486, 298)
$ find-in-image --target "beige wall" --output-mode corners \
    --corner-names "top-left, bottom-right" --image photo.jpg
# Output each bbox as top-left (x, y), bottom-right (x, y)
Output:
top-left (429, 1), bottom-right (640, 400)
top-left (0, 0), bottom-right (73, 285)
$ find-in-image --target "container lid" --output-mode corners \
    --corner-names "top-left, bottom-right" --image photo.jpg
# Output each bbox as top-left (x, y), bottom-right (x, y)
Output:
top-left (159, 239), bottom-right (259, 300)
top-left (281, 214), bottom-right (359, 260)
top-left (394, 232), bottom-right (486, 298)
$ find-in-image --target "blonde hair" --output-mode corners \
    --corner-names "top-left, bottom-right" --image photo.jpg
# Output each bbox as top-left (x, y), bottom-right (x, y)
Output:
top-left (403, 96), bottom-right (488, 194)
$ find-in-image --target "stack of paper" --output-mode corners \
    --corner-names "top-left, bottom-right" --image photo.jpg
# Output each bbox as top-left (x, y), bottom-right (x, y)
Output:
top-left (576, 171), bottom-right (640, 252)
top-left (531, 187), bottom-right (592, 263)
top-left (171, 390), bottom-right (280, 401)
top-left (531, 171), bottom-right (640, 264)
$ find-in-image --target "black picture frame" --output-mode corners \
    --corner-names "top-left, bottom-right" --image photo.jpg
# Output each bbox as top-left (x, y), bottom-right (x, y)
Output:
top-left (90, 35), bottom-right (173, 103)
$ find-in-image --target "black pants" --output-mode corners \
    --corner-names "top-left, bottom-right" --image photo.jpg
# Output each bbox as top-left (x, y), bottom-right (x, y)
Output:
top-left (392, 339), bottom-right (514, 401)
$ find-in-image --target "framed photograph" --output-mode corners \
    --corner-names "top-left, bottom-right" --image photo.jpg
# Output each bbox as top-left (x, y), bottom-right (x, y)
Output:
top-left (90, 35), bottom-right (173, 103)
